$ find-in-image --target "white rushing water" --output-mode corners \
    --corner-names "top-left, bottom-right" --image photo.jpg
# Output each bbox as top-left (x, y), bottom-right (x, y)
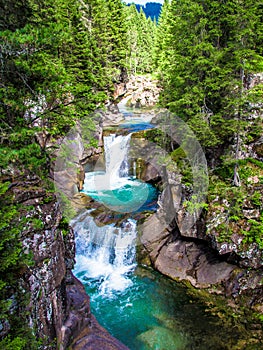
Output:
top-left (104, 133), bottom-right (131, 178)
top-left (72, 211), bottom-right (137, 296)
top-left (82, 133), bottom-right (150, 213)
top-left (73, 132), bottom-right (156, 297)
top-left (84, 133), bottom-right (131, 193)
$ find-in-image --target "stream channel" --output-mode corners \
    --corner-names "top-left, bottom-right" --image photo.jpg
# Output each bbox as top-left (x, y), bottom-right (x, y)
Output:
top-left (71, 105), bottom-right (243, 350)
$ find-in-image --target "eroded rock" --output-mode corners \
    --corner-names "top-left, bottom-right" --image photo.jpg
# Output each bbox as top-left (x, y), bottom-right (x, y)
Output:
top-left (7, 175), bottom-right (129, 350)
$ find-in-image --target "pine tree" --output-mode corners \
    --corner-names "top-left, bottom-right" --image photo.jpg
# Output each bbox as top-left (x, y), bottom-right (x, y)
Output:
top-left (155, 0), bottom-right (263, 150)
top-left (125, 4), bottom-right (140, 75)
top-left (87, 0), bottom-right (128, 95)
top-left (106, 0), bottom-right (127, 82)
top-left (153, 0), bottom-right (170, 71)
top-left (125, 3), bottom-right (157, 75)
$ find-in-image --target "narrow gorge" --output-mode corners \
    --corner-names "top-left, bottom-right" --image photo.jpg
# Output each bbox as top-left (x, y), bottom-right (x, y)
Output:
top-left (1, 1), bottom-right (263, 349)
top-left (52, 87), bottom-right (262, 349)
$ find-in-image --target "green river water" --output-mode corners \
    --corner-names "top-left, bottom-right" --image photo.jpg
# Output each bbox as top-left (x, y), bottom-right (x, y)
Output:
top-left (72, 117), bottom-right (252, 350)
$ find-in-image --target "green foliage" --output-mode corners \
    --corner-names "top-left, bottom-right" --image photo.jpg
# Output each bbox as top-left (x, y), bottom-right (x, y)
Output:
top-left (87, 0), bottom-right (128, 93)
top-left (171, 147), bottom-right (193, 186)
top-left (0, 179), bottom-right (36, 347)
top-left (238, 158), bottom-right (263, 170)
top-left (242, 214), bottom-right (263, 249)
top-left (154, 0), bottom-right (263, 149)
top-left (58, 217), bottom-right (71, 237)
top-left (183, 196), bottom-right (208, 214)
top-left (250, 192), bottom-right (262, 207)
top-left (0, 0), bottom-right (129, 346)
top-left (215, 223), bottom-right (233, 243)
top-left (144, 128), bottom-right (172, 151)
top-left (208, 156), bottom-right (263, 248)
top-left (125, 4), bottom-right (157, 75)
top-left (256, 313), bottom-right (263, 324)
top-left (0, 336), bottom-right (27, 350)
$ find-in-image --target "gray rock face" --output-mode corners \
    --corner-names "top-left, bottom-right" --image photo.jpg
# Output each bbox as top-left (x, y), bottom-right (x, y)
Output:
top-left (138, 214), bottom-right (236, 289)
top-left (138, 159), bottom-right (263, 307)
top-left (155, 240), bottom-right (236, 288)
top-left (122, 75), bottom-right (161, 108)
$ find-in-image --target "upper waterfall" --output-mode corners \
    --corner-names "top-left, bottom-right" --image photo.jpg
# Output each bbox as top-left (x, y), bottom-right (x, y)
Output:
top-left (104, 133), bottom-right (131, 179)
top-left (82, 133), bottom-right (157, 213)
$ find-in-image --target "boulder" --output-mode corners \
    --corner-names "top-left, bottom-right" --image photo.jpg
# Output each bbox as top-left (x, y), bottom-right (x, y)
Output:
top-left (138, 213), bottom-right (237, 289)
top-left (155, 240), bottom-right (236, 288)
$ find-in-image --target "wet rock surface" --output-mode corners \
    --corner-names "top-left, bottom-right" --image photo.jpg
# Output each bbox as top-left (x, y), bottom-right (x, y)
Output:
top-left (138, 213), bottom-right (236, 288)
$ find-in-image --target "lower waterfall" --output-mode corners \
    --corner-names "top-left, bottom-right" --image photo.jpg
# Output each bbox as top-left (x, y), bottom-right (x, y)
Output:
top-left (72, 211), bottom-right (137, 296)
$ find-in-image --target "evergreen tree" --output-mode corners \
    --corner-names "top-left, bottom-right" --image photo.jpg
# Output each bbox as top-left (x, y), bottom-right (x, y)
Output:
top-left (125, 3), bottom-right (157, 75)
top-left (153, 0), bottom-right (171, 78)
top-left (155, 0), bottom-right (263, 150)
top-left (125, 3), bottom-right (140, 75)
top-left (106, 0), bottom-right (128, 83)
top-left (87, 0), bottom-right (128, 95)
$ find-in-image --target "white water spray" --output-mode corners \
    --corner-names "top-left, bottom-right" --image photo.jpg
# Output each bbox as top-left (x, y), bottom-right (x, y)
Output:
top-left (82, 133), bottom-right (149, 213)
top-left (72, 211), bottom-right (137, 296)
top-left (104, 134), bottom-right (131, 179)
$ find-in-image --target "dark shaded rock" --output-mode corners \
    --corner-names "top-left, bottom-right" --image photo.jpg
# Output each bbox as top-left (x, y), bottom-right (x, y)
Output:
top-left (140, 161), bottom-right (160, 182)
top-left (155, 240), bottom-right (236, 288)
top-left (61, 275), bottom-right (128, 350)
top-left (71, 318), bottom-right (129, 349)
top-left (138, 213), bottom-right (171, 263)
top-left (114, 82), bottom-right (127, 100)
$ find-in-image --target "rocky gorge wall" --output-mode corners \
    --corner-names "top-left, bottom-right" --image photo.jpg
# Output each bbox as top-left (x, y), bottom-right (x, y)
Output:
top-left (134, 104), bottom-right (263, 345)
top-left (7, 172), bottom-right (128, 350)
top-left (138, 164), bottom-right (263, 302)
top-left (1, 101), bottom-right (133, 348)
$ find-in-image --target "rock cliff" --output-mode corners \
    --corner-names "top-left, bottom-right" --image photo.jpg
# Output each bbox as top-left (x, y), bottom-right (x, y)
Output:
top-left (136, 113), bottom-right (263, 317)
top-left (7, 173), bottom-right (128, 349)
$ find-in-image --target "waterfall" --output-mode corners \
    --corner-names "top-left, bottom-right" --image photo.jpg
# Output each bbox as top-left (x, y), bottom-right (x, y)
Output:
top-left (83, 133), bottom-right (132, 194)
top-left (104, 133), bottom-right (131, 180)
top-left (72, 211), bottom-right (137, 296)
top-left (73, 130), bottom-right (157, 297)
top-left (82, 132), bottom-right (152, 213)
